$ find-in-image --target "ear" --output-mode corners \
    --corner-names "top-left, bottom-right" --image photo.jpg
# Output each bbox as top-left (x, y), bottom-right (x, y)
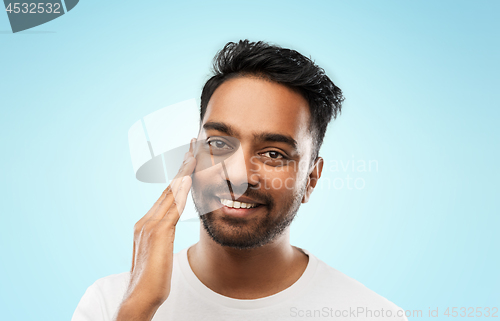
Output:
top-left (302, 157), bottom-right (324, 203)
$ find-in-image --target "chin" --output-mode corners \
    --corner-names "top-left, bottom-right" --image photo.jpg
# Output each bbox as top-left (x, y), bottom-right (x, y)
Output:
top-left (199, 212), bottom-right (286, 250)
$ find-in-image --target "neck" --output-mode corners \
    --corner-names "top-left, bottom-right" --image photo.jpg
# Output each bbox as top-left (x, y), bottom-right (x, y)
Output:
top-left (187, 225), bottom-right (309, 299)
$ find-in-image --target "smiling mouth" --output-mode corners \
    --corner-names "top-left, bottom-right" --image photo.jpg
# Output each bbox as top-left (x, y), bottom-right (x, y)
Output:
top-left (218, 198), bottom-right (262, 209)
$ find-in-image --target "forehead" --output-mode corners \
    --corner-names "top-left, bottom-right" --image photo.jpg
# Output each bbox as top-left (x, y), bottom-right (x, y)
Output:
top-left (202, 76), bottom-right (312, 144)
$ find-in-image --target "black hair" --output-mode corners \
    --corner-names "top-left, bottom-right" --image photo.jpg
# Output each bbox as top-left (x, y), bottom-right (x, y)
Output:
top-left (200, 40), bottom-right (344, 163)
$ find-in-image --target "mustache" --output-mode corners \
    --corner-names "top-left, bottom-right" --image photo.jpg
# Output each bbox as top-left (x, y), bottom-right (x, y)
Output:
top-left (201, 181), bottom-right (274, 206)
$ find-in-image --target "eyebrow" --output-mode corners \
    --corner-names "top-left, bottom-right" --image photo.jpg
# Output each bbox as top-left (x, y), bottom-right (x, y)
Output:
top-left (254, 132), bottom-right (297, 150)
top-left (203, 121), bottom-right (298, 150)
top-left (203, 121), bottom-right (235, 136)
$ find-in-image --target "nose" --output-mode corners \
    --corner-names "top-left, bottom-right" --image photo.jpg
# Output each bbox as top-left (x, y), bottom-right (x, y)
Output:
top-left (220, 145), bottom-right (259, 196)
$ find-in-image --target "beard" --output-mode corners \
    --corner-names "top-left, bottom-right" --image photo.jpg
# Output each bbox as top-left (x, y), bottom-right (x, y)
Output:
top-left (191, 177), bottom-right (307, 250)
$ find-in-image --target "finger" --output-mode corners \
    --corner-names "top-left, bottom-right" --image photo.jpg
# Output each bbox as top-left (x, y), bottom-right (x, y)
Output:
top-left (162, 175), bottom-right (192, 225)
top-left (171, 140), bottom-right (196, 182)
top-left (172, 172), bottom-right (193, 215)
top-left (149, 154), bottom-right (193, 221)
top-left (149, 186), bottom-right (176, 222)
top-left (191, 137), bottom-right (202, 159)
top-left (178, 138), bottom-right (196, 173)
top-left (131, 187), bottom-right (170, 271)
top-left (148, 186), bottom-right (172, 217)
top-left (137, 139), bottom-right (197, 227)
top-left (131, 239), bottom-right (136, 272)
top-left (154, 176), bottom-right (190, 223)
top-left (131, 139), bottom-right (196, 272)
top-left (134, 185), bottom-right (174, 231)
top-left (171, 150), bottom-right (197, 201)
top-left (189, 138), bottom-right (195, 153)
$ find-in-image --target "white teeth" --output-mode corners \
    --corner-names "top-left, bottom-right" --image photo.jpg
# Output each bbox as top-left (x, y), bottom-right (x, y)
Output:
top-left (220, 198), bottom-right (258, 209)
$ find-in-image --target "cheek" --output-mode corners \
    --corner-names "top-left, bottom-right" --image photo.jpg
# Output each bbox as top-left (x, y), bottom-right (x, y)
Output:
top-left (257, 166), bottom-right (302, 192)
top-left (193, 162), bottom-right (223, 183)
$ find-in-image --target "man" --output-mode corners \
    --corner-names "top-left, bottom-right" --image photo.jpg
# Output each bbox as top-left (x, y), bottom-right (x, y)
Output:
top-left (72, 40), bottom-right (407, 321)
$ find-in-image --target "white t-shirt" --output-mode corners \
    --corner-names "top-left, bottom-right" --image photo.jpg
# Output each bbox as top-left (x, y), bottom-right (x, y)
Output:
top-left (72, 247), bottom-right (407, 320)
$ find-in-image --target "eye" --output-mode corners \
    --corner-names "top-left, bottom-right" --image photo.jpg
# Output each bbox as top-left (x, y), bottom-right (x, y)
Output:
top-left (207, 139), bottom-right (232, 150)
top-left (261, 151), bottom-right (285, 159)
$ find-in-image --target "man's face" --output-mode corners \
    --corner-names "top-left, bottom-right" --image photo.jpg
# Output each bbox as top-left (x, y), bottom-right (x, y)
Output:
top-left (191, 76), bottom-right (319, 249)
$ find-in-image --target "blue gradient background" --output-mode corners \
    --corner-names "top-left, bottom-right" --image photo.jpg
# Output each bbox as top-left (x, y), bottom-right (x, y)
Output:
top-left (1, 1), bottom-right (498, 320)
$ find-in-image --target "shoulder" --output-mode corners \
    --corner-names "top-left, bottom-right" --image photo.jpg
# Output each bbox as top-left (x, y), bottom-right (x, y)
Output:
top-left (85, 272), bottom-right (131, 308)
top-left (71, 272), bottom-right (130, 321)
top-left (302, 250), bottom-right (407, 320)
top-left (85, 271), bottom-right (130, 306)
top-left (92, 271), bottom-right (130, 292)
